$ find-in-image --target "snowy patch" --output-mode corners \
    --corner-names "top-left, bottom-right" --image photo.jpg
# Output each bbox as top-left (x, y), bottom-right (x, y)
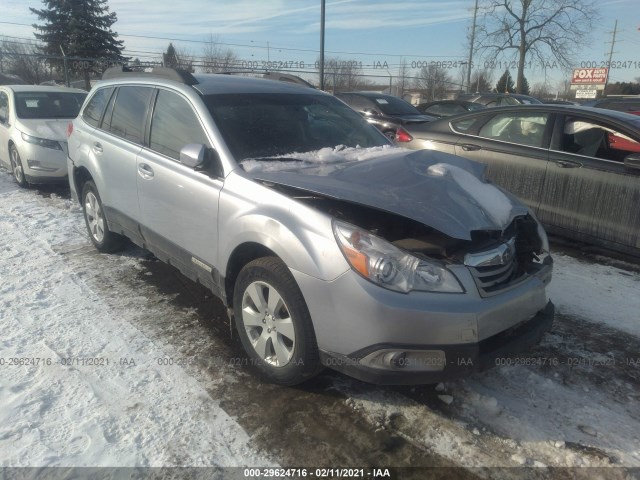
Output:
top-left (427, 162), bottom-right (514, 226)
top-left (549, 253), bottom-right (640, 337)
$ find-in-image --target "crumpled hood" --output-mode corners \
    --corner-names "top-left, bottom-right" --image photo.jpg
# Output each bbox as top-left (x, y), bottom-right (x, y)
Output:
top-left (17, 119), bottom-right (69, 142)
top-left (251, 149), bottom-right (529, 241)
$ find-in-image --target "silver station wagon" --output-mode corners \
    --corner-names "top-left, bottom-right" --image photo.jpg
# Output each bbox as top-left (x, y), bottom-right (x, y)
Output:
top-left (67, 67), bottom-right (554, 385)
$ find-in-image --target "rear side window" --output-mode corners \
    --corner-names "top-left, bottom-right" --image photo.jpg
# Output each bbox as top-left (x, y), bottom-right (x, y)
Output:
top-left (478, 112), bottom-right (549, 147)
top-left (83, 87), bottom-right (113, 127)
top-left (108, 86), bottom-right (153, 144)
top-left (149, 90), bottom-right (209, 160)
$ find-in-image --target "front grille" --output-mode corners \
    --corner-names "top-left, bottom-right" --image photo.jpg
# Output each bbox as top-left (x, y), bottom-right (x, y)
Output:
top-left (464, 232), bottom-right (530, 296)
top-left (468, 256), bottom-right (522, 296)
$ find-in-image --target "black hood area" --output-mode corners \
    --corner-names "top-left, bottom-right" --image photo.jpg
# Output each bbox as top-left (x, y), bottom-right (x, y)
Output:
top-left (249, 149), bottom-right (529, 241)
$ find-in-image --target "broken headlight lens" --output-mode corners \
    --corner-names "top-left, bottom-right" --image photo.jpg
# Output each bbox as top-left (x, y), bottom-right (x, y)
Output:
top-left (332, 220), bottom-right (463, 293)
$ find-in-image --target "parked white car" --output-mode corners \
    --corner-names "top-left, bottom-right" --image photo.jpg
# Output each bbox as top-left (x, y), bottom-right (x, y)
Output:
top-left (0, 85), bottom-right (86, 187)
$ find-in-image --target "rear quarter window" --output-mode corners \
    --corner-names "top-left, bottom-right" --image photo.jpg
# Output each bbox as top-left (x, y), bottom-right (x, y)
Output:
top-left (82, 87), bottom-right (114, 128)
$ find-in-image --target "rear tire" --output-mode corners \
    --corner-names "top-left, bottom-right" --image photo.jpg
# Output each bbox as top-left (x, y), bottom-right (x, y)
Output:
top-left (81, 180), bottom-right (125, 253)
top-left (233, 256), bottom-right (321, 385)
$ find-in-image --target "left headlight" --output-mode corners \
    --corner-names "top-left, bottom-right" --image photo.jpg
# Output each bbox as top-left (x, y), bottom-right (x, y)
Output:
top-left (21, 132), bottom-right (62, 150)
top-left (332, 219), bottom-right (464, 294)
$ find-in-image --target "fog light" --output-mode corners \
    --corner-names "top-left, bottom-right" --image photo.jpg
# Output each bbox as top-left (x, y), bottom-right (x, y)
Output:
top-left (361, 349), bottom-right (446, 372)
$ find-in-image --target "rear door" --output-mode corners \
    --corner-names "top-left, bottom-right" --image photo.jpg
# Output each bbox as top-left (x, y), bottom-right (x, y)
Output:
top-left (136, 88), bottom-right (223, 281)
top-left (451, 110), bottom-right (552, 212)
top-left (538, 114), bottom-right (640, 251)
top-left (88, 85), bottom-right (153, 238)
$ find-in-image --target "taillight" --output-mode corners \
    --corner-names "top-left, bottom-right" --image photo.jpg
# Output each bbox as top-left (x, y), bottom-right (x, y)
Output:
top-left (395, 127), bottom-right (413, 143)
top-left (66, 122), bottom-right (73, 137)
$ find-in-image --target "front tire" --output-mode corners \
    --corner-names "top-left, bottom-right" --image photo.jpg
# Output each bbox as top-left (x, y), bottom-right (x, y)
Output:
top-left (233, 257), bottom-right (321, 385)
top-left (81, 180), bottom-right (124, 253)
top-left (10, 145), bottom-right (28, 188)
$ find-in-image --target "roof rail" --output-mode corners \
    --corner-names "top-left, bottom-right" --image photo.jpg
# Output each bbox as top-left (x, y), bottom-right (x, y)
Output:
top-left (101, 66), bottom-right (199, 85)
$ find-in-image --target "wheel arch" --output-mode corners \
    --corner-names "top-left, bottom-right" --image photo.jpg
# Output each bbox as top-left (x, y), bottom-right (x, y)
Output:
top-left (224, 242), bottom-right (279, 307)
top-left (72, 166), bottom-right (94, 205)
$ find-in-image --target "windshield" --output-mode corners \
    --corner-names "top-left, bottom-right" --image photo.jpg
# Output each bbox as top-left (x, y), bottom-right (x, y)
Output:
top-left (15, 91), bottom-right (87, 119)
top-left (204, 93), bottom-right (388, 161)
top-left (371, 95), bottom-right (422, 116)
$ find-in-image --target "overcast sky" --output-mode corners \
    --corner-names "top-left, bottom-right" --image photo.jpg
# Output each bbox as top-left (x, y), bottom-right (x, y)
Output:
top-left (2, 0), bottom-right (639, 91)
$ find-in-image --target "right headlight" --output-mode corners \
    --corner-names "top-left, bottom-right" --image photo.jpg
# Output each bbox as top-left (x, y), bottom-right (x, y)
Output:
top-left (332, 220), bottom-right (464, 294)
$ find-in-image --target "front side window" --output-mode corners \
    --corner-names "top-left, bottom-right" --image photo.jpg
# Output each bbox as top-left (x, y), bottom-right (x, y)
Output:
top-left (561, 117), bottom-right (640, 161)
top-left (15, 91), bottom-right (86, 119)
top-left (478, 112), bottom-right (549, 147)
top-left (204, 93), bottom-right (387, 161)
top-left (107, 86), bottom-right (153, 144)
top-left (83, 87), bottom-right (114, 128)
top-left (149, 90), bottom-right (209, 160)
top-left (0, 91), bottom-right (8, 124)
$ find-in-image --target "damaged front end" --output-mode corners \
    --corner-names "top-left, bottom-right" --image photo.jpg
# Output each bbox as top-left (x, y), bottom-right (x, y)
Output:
top-left (246, 149), bottom-right (553, 383)
top-left (257, 179), bottom-right (552, 299)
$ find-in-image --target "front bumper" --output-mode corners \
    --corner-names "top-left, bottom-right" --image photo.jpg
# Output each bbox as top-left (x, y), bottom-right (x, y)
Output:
top-left (291, 256), bottom-right (552, 385)
top-left (18, 141), bottom-right (68, 184)
top-left (320, 301), bottom-right (554, 385)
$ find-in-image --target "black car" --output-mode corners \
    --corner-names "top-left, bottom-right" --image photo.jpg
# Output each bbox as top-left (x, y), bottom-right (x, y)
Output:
top-left (586, 96), bottom-right (640, 115)
top-left (396, 105), bottom-right (640, 256)
top-left (416, 100), bottom-right (486, 117)
top-left (335, 92), bottom-right (436, 139)
top-left (458, 93), bottom-right (542, 107)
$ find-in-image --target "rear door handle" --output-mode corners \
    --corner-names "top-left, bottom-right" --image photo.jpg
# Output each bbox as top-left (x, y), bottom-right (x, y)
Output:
top-left (138, 163), bottom-right (154, 179)
top-left (554, 160), bottom-right (582, 168)
top-left (460, 144), bottom-right (481, 152)
top-left (92, 142), bottom-right (103, 154)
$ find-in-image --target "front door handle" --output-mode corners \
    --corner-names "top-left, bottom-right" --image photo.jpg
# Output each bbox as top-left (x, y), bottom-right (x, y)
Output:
top-left (92, 142), bottom-right (103, 154)
top-left (460, 144), bottom-right (481, 152)
top-left (138, 163), bottom-right (154, 179)
top-left (555, 160), bottom-right (582, 168)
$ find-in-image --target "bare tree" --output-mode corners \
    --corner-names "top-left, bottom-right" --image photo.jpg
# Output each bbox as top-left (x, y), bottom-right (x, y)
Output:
top-left (475, 0), bottom-right (597, 93)
top-left (530, 81), bottom-right (552, 99)
top-left (395, 59), bottom-right (410, 98)
top-left (414, 64), bottom-right (453, 101)
top-left (0, 40), bottom-right (50, 84)
top-left (320, 57), bottom-right (369, 93)
top-left (202, 34), bottom-right (238, 73)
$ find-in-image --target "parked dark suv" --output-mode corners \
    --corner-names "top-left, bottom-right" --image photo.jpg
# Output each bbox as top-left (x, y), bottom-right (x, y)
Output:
top-left (335, 92), bottom-right (436, 139)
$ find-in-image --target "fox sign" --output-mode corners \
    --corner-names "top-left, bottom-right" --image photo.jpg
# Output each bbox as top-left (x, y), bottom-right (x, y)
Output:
top-left (571, 68), bottom-right (609, 85)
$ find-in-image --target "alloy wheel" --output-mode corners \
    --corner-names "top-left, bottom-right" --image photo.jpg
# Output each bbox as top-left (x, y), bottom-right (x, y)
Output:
top-left (241, 280), bottom-right (296, 367)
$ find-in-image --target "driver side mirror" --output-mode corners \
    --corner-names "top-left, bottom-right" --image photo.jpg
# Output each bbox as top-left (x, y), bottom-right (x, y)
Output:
top-left (624, 154), bottom-right (640, 171)
top-left (179, 144), bottom-right (206, 168)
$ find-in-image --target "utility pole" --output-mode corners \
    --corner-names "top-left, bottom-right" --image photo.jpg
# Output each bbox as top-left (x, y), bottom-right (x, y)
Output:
top-left (319, 0), bottom-right (326, 90)
top-left (60, 45), bottom-right (70, 87)
top-left (604, 19), bottom-right (619, 92)
top-left (465, 0), bottom-right (479, 93)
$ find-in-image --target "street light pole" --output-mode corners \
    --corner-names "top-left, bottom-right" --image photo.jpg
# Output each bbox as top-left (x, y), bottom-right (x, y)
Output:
top-left (319, 0), bottom-right (326, 90)
top-left (466, 0), bottom-right (479, 93)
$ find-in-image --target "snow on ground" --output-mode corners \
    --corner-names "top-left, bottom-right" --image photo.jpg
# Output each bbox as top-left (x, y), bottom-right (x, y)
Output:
top-left (0, 174), bottom-right (274, 467)
top-left (549, 253), bottom-right (640, 337)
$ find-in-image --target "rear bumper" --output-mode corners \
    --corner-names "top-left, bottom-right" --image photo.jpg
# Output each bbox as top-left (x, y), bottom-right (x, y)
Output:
top-left (320, 301), bottom-right (555, 385)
